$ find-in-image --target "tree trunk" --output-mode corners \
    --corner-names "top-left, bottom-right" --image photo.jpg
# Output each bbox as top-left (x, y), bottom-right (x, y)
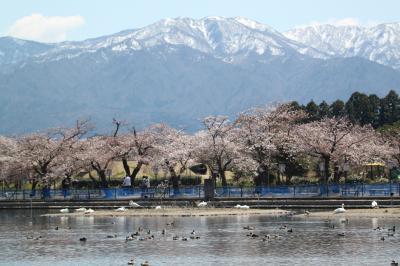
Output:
top-left (169, 166), bottom-right (180, 194)
top-left (31, 180), bottom-right (38, 196)
top-left (122, 158), bottom-right (131, 177)
top-left (97, 170), bottom-right (108, 188)
top-left (321, 155), bottom-right (330, 196)
top-left (129, 162), bottom-right (143, 187)
top-left (219, 169), bottom-right (227, 188)
top-left (333, 162), bottom-right (341, 183)
top-left (255, 166), bottom-right (267, 186)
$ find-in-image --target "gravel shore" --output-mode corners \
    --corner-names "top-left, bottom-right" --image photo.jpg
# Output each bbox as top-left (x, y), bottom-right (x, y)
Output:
top-left (296, 207), bottom-right (400, 219)
top-left (43, 207), bottom-right (291, 217)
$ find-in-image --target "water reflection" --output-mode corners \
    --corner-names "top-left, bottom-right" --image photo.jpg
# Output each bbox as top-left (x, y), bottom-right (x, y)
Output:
top-left (0, 210), bottom-right (399, 266)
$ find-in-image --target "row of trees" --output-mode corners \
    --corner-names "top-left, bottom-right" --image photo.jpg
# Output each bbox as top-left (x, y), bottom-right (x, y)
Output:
top-left (299, 90), bottom-right (400, 128)
top-left (1, 103), bottom-right (399, 192)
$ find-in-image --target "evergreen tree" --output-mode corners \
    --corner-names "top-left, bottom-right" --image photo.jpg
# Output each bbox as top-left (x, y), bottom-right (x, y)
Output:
top-left (345, 92), bottom-right (370, 125)
top-left (380, 90), bottom-right (400, 125)
top-left (329, 100), bottom-right (345, 118)
top-left (366, 94), bottom-right (381, 128)
top-left (318, 101), bottom-right (330, 118)
top-left (305, 100), bottom-right (319, 122)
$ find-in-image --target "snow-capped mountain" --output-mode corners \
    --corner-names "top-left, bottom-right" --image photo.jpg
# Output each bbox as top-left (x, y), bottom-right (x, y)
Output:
top-left (0, 16), bottom-right (327, 65)
top-left (0, 17), bottom-right (400, 134)
top-left (0, 37), bottom-right (54, 65)
top-left (284, 22), bottom-right (400, 69)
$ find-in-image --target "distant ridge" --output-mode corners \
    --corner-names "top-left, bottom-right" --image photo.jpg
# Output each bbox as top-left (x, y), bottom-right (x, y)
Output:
top-left (0, 17), bottom-right (399, 134)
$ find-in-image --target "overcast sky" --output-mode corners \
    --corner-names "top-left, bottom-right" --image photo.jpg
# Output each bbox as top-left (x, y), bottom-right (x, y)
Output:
top-left (1, 0), bottom-right (399, 43)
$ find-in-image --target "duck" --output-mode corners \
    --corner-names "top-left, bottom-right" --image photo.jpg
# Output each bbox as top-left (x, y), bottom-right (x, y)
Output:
top-left (127, 257), bottom-right (136, 265)
top-left (84, 208), bottom-right (95, 214)
top-left (129, 201), bottom-right (141, 208)
top-left (55, 226), bottom-right (59, 230)
top-left (79, 237), bottom-right (87, 242)
top-left (115, 207), bottom-right (127, 212)
top-left (162, 229), bottom-right (166, 235)
top-left (125, 236), bottom-right (135, 241)
top-left (391, 260), bottom-right (399, 266)
top-left (197, 201), bottom-right (207, 207)
top-left (75, 207), bottom-right (87, 212)
top-left (243, 225), bottom-right (255, 230)
top-left (333, 203), bottom-right (346, 214)
top-left (389, 226), bottom-right (396, 232)
top-left (337, 233), bottom-right (345, 237)
top-left (287, 228), bottom-right (293, 233)
top-left (141, 261), bottom-right (150, 266)
top-left (173, 236), bottom-right (179, 240)
top-left (371, 201), bottom-right (379, 209)
top-left (60, 208), bottom-right (69, 213)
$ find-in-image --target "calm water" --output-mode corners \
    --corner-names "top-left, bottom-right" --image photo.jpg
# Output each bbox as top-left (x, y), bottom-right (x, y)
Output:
top-left (0, 209), bottom-right (399, 266)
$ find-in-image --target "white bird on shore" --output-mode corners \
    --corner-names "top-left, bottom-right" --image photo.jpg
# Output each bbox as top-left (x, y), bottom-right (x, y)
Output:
top-left (333, 203), bottom-right (346, 214)
top-left (84, 208), bottom-right (95, 214)
top-left (60, 208), bottom-right (69, 213)
top-left (197, 201), bottom-right (207, 207)
top-left (371, 201), bottom-right (379, 209)
top-left (240, 205), bottom-right (250, 210)
top-left (155, 206), bottom-right (162, 210)
top-left (234, 204), bottom-right (242, 209)
top-left (116, 207), bottom-right (127, 212)
top-left (129, 201), bottom-right (141, 208)
top-left (75, 207), bottom-right (87, 212)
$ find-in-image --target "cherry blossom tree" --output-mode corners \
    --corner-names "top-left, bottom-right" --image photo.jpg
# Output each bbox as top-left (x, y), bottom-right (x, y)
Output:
top-left (78, 135), bottom-right (120, 188)
top-left (295, 117), bottom-right (388, 183)
top-left (380, 123), bottom-right (400, 168)
top-left (16, 120), bottom-right (91, 193)
top-left (235, 103), bottom-right (307, 185)
top-left (154, 125), bottom-right (195, 193)
top-left (194, 116), bottom-right (240, 188)
top-left (113, 125), bottom-right (160, 186)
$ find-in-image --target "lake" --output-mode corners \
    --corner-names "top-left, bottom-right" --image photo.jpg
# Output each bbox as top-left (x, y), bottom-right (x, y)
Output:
top-left (0, 209), bottom-right (399, 265)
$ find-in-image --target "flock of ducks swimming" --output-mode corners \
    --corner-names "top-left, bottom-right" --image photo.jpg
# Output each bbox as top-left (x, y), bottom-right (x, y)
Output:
top-left (55, 200), bottom-right (398, 265)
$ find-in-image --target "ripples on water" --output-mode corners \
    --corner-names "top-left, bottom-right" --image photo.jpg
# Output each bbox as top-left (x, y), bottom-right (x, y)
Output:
top-left (0, 210), bottom-right (399, 266)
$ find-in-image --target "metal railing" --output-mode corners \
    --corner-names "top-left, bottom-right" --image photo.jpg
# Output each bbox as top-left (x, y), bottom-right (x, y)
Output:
top-left (0, 183), bottom-right (399, 201)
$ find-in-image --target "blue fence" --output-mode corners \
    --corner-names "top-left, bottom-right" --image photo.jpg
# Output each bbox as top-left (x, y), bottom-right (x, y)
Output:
top-left (0, 183), bottom-right (399, 201)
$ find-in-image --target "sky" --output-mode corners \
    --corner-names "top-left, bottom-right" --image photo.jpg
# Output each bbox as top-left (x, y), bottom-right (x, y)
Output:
top-left (1, 0), bottom-right (400, 43)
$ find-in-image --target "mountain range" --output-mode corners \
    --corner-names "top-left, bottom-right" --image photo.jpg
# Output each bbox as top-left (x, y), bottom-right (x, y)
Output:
top-left (0, 17), bottom-right (400, 134)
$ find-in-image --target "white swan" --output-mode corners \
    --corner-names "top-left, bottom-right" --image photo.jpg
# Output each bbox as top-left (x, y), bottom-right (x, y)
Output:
top-left (84, 208), bottom-right (95, 214)
top-left (155, 206), bottom-right (162, 210)
top-left (371, 201), bottom-right (379, 209)
top-left (115, 207), bottom-right (127, 212)
top-left (60, 208), bottom-right (69, 213)
top-left (75, 207), bottom-right (87, 212)
top-left (129, 201), bottom-right (141, 208)
top-left (333, 203), bottom-right (346, 214)
top-left (197, 201), bottom-right (207, 207)
top-left (234, 204), bottom-right (242, 209)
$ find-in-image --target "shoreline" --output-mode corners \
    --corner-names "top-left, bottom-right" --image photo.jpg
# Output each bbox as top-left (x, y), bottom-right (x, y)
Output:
top-left (42, 207), bottom-right (291, 217)
top-left (296, 207), bottom-right (400, 219)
